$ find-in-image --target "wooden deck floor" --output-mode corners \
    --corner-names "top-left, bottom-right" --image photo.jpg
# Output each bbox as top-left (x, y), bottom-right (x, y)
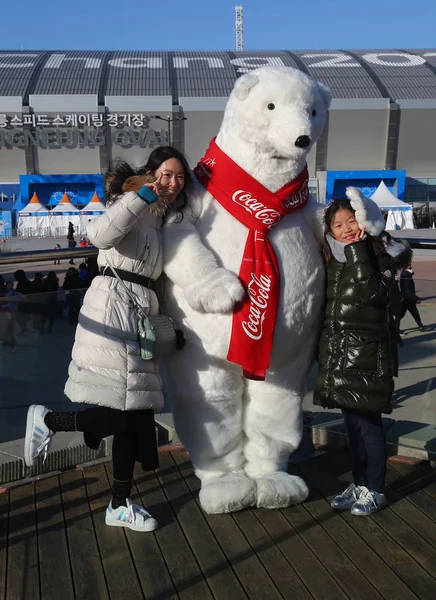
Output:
top-left (1, 448), bottom-right (436, 600)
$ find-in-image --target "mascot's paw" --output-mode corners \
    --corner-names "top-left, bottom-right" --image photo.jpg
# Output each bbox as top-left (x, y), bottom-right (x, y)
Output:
top-left (346, 186), bottom-right (385, 236)
top-left (199, 472), bottom-right (257, 514)
top-left (184, 267), bottom-right (245, 314)
top-left (255, 472), bottom-right (309, 509)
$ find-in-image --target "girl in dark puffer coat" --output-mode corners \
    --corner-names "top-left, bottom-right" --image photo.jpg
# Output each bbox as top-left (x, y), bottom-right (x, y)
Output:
top-left (313, 196), bottom-right (410, 516)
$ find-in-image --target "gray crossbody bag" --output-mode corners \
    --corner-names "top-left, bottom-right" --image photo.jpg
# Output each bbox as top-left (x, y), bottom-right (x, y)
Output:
top-left (106, 264), bottom-right (178, 360)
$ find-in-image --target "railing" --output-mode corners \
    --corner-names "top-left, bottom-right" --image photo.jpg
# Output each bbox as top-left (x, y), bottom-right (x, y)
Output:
top-left (0, 247), bottom-right (97, 265)
top-left (403, 238), bottom-right (436, 250)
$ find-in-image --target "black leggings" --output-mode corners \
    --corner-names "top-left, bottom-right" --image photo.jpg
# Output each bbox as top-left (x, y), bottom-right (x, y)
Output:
top-left (75, 408), bottom-right (139, 481)
top-left (50, 407), bottom-right (157, 481)
top-left (111, 431), bottom-right (139, 481)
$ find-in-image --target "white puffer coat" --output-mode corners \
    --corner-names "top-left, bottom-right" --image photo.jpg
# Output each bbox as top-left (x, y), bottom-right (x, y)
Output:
top-left (64, 191), bottom-right (164, 411)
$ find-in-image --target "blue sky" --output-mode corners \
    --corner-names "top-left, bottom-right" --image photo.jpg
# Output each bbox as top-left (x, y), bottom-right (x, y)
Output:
top-left (3, 0), bottom-right (435, 51)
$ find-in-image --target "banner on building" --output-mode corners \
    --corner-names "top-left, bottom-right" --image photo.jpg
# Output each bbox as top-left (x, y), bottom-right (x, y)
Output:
top-left (0, 113), bottom-right (170, 149)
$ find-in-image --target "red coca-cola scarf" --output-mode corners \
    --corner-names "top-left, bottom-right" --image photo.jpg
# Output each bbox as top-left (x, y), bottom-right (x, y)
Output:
top-left (194, 137), bottom-right (309, 380)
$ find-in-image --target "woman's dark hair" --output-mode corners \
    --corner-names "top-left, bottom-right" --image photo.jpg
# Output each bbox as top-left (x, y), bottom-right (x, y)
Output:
top-left (322, 197), bottom-right (389, 266)
top-left (105, 146), bottom-right (193, 218)
top-left (0, 274), bottom-right (5, 295)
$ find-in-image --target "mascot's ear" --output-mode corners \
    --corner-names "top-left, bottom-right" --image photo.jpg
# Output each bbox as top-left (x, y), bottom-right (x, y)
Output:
top-left (233, 72), bottom-right (260, 101)
top-left (317, 82), bottom-right (332, 109)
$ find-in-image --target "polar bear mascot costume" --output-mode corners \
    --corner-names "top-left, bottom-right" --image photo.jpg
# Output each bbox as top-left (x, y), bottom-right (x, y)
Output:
top-left (162, 66), bottom-right (384, 514)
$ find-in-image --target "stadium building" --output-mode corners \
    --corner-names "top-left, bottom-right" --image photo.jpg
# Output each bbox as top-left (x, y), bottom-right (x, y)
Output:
top-left (1, 49), bottom-right (436, 233)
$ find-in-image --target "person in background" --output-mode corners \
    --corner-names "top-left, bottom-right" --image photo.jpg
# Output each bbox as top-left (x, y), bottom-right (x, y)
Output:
top-left (2, 281), bottom-right (22, 350)
top-left (14, 269), bottom-right (33, 295)
top-left (4, 280), bottom-right (22, 307)
top-left (390, 271), bottom-right (405, 347)
top-left (32, 272), bottom-right (46, 333)
top-left (13, 269), bottom-right (34, 333)
top-left (67, 222), bottom-right (77, 265)
top-left (399, 264), bottom-right (425, 332)
top-left (41, 272), bottom-right (59, 333)
top-left (32, 272), bottom-right (44, 292)
top-left (314, 196), bottom-right (410, 516)
top-left (54, 243), bottom-right (61, 265)
top-left (63, 267), bottom-right (85, 325)
top-left (85, 255), bottom-right (99, 285)
top-left (78, 262), bottom-right (89, 285)
top-left (0, 275), bottom-right (12, 349)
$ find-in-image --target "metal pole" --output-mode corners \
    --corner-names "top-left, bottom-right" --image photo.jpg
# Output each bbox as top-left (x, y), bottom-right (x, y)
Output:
top-left (0, 247), bottom-right (98, 266)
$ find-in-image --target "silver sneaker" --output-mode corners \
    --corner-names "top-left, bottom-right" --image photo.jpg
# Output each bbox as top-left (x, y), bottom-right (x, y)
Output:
top-left (105, 499), bottom-right (158, 532)
top-left (330, 483), bottom-right (362, 510)
top-left (351, 486), bottom-right (386, 516)
top-left (24, 405), bottom-right (54, 467)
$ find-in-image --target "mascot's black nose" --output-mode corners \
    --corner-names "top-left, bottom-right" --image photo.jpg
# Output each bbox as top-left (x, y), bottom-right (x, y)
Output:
top-left (295, 135), bottom-right (311, 148)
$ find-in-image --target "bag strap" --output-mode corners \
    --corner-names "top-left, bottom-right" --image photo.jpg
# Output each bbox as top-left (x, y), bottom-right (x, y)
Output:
top-left (105, 261), bottom-right (147, 319)
top-left (153, 273), bottom-right (168, 311)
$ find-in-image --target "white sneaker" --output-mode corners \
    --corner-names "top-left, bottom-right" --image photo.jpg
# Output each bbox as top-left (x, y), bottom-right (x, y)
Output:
top-left (105, 499), bottom-right (158, 532)
top-left (351, 486), bottom-right (387, 516)
top-left (330, 483), bottom-right (362, 510)
top-left (24, 405), bottom-right (54, 467)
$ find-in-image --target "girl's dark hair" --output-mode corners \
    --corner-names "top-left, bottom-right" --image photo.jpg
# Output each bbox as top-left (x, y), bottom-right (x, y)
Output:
top-left (322, 197), bottom-right (389, 265)
top-left (105, 146), bottom-right (193, 218)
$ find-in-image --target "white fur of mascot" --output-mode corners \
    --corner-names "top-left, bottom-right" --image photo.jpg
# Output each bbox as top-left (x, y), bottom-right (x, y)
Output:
top-left (161, 66), bottom-right (384, 514)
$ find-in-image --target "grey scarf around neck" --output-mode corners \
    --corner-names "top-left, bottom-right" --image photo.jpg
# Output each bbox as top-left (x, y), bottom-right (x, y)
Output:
top-left (326, 234), bottom-right (348, 263)
top-left (326, 233), bottom-right (406, 264)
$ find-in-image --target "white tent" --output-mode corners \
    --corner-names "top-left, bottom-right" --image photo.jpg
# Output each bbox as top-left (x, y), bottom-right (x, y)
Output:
top-left (81, 191), bottom-right (106, 214)
top-left (50, 193), bottom-right (85, 237)
top-left (17, 193), bottom-right (51, 238)
top-left (80, 192), bottom-right (106, 231)
top-left (370, 182), bottom-right (414, 230)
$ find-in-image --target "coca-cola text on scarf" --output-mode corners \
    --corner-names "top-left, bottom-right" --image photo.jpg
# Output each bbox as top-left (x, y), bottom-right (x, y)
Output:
top-left (194, 138), bottom-right (309, 380)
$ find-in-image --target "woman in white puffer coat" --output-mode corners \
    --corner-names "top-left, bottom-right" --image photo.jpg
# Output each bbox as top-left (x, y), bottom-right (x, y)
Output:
top-left (24, 147), bottom-right (192, 532)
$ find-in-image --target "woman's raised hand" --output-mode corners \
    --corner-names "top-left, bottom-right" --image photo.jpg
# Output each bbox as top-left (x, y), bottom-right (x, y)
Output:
top-left (122, 173), bottom-right (164, 195)
top-left (149, 172), bottom-right (165, 195)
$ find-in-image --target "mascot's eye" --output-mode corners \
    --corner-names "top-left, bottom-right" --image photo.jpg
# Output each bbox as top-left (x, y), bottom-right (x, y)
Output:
top-left (267, 103), bottom-right (275, 110)
top-left (312, 109), bottom-right (317, 116)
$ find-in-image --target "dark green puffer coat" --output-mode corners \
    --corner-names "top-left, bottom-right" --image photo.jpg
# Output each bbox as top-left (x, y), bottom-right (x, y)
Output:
top-left (313, 239), bottom-right (396, 414)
